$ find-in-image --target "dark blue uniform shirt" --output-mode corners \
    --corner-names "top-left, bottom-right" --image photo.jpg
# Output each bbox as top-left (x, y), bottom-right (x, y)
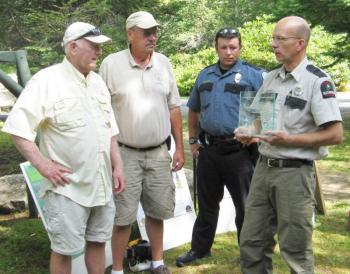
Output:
top-left (187, 59), bottom-right (265, 136)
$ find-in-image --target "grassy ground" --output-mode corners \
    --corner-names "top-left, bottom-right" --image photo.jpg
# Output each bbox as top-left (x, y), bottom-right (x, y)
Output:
top-left (1, 201), bottom-right (349, 274)
top-left (0, 118), bottom-right (349, 274)
top-left (317, 117), bottom-right (350, 172)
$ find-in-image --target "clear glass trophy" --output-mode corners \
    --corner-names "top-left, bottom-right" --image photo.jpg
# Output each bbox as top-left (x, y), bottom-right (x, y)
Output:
top-left (238, 91), bottom-right (276, 137)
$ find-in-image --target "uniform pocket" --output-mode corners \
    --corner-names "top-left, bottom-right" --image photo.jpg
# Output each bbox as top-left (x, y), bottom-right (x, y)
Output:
top-left (54, 98), bottom-right (86, 131)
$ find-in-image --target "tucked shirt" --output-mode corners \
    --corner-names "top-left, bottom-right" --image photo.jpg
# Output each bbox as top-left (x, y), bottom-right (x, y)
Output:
top-left (255, 57), bottom-right (342, 160)
top-left (2, 58), bottom-right (119, 207)
top-left (100, 49), bottom-right (181, 148)
top-left (187, 59), bottom-right (265, 136)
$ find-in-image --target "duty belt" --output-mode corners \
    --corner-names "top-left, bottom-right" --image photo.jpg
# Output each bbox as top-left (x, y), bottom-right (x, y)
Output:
top-left (260, 155), bottom-right (313, 168)
top-left (200, 132), bottom-right (236, 146)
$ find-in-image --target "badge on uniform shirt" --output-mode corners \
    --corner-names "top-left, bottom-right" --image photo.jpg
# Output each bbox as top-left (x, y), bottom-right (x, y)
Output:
top-left (320, 80), bottom-right (336, 99)
top-left (234, 73), bottom-right (242, 83)
top-left (293, 85), bottom-right (303, 97)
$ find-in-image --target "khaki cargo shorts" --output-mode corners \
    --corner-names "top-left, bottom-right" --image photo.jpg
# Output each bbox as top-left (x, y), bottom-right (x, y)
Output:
top-left (114, 143), bottom-right (175, 225)
top-left (43, 191), bottom-right (115, 256)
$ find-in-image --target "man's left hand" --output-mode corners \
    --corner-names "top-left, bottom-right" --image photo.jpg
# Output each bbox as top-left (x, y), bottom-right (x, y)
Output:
top-left (112, 168), bottom-right (125, 194)
top-left (260, 130), bottom-right (291, 146)
top-left (172, 149), bottom-right (185, 172)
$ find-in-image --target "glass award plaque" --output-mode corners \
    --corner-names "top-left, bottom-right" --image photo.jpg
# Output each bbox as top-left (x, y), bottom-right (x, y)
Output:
top-left (238, 91), bottom-right (277, 137)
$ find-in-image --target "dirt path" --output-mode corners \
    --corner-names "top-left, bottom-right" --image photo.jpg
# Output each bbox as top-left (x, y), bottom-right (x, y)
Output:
top-left (318, 168), bottom-right (350, 202)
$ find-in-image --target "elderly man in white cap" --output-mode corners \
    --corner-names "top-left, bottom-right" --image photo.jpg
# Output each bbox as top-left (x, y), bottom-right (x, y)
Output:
top-left (2, 22), bottom-right (125, 274)
top-left (100, 11), bottom-right (184, 274)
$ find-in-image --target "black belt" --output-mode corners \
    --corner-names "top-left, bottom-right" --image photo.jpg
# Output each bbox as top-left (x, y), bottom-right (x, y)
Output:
top-left (200, 132), bottom-right (236, 145)
top-left (260, 155), bottom-right (313, 168)
top-left (118, 141), bottom-right (164, 151)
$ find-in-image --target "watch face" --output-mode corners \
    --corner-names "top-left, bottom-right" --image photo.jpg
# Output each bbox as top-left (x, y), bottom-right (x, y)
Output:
top-left (189, 138), bottom-right (198, 144)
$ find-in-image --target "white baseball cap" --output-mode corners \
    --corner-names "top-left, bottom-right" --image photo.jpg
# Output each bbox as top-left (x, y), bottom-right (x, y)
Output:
top-left (62, 22), bottom-right (111, 46)
top-left (126, 11), bottom-right (160, 30)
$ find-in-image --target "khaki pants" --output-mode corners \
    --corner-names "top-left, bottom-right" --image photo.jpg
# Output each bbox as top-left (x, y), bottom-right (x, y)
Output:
top-left (240, 159), bottom-right (316, 274)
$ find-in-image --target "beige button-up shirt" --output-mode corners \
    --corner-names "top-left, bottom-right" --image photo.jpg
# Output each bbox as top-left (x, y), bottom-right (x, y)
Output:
top-left (254, 58), bottom-right (342, 160)
top-left (100, 49), bottom-right (181, 148)
top-left (2, 58), bottom-right (119, 206)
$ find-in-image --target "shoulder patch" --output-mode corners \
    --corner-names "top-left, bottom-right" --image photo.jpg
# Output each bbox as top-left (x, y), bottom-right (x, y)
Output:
top-left (320, 80), bottom-right (336, 99)
top-left (306, 65), bottom-right (327, 78)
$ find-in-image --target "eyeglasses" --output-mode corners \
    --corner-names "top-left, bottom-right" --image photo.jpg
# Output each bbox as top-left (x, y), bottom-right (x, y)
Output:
top-left (217, 28), bottom-right (240, 38)
top-left (272, 36), bottom-right (300, 43)
top-left (142, 28), bottom-right (157, 37)
top-left (76, 28), bottom-right (102, 40)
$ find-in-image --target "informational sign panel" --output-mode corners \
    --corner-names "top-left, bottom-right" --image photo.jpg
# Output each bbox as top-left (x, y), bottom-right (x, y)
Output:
top-left (20, 162), bottom-right (112, 274)
top-left (137, 137), bottom-right (237, 250)
top-left (137, 170), bottom-right (197, 250)
top-left (216, 187), bottom-right (237, 234)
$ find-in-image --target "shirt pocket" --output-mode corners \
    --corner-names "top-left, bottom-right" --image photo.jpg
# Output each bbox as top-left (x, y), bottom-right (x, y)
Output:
top-left (282, 95), bottom-right (308, 130)
top-left (95, 96), bottom-right (111, 128)
top-left (53, 98), bottom-right (86, 131)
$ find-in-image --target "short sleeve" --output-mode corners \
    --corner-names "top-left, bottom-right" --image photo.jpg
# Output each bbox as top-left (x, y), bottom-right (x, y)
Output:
top-left (166, 60), bottom-right (181, 109)
top-left (2, 77), bottom-right (45, 141)
top-left (311, 77), bottom-right (342, 126)
top-left (187, 77), bottom-right (201, 112)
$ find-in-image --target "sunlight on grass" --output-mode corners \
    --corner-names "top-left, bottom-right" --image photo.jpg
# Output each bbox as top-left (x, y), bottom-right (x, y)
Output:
top-left (317, 130), bottom-right (350, 173)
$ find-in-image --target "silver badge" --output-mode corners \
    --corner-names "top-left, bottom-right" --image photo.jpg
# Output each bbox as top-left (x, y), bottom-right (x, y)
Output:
top-left (293, 86), bottom-right (303, 96)
top-left (234, 73), bottom-right (242, 83)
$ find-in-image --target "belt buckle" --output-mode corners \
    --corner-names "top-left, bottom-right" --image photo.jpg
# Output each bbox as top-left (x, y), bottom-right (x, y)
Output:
top-left (267, 158), bottom-right (275, 168)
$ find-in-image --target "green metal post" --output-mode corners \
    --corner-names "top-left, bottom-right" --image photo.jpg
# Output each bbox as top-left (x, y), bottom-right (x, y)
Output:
top-left (15, 50), bottom-right (31, 86)
top-left (0, 69), bottom-right (23, 97)
top-left (0, 50), bottom-right (37, 218)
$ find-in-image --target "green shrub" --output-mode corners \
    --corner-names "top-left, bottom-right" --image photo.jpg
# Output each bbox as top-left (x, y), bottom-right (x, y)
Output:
top-left (171, 15), bottom-right (350, 96)
top-left (171, 48), bottom-right (217, 96)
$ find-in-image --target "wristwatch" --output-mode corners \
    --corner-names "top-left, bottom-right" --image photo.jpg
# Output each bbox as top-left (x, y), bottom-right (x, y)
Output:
top-left (189, 137), bottom-right (198, 145)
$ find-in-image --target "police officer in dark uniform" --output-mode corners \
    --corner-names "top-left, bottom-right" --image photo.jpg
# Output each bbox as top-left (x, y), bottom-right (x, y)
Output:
top-left (176, 27), bottom-right (265, 267)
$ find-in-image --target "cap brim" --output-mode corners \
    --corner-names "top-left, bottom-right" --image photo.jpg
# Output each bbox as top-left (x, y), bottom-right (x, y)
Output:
top-left (84, 35), bottom-right (111, 44)
top-left (135, 22), bottom-right (160, 29)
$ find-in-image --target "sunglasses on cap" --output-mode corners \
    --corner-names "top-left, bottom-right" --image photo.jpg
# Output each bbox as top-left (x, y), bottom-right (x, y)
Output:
top-left (216, 28), bottom-right (240, 38)
top-left (75, 28), bottom-right (102, 40)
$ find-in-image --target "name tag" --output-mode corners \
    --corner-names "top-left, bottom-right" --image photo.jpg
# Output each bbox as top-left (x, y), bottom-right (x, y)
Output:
top-left (284, 95), bottom-right (307, 110)
top-left (198, 82), bottom-right (213, 92)
top-left (224, 83), bottom-right (247, 93)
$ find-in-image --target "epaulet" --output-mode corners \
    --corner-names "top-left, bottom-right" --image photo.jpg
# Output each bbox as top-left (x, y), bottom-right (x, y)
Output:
top-left (306, 64), bottom-right (327, 78)
top-left (200, 63), bottom-right (216, 73)
top-left (241, 61), bottom-right (263, 71)
top-left (203, 63), bottom-right (216, 70)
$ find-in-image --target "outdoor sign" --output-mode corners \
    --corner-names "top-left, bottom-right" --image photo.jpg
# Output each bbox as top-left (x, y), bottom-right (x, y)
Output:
top-left (20, 161), bottom-right (112, 274)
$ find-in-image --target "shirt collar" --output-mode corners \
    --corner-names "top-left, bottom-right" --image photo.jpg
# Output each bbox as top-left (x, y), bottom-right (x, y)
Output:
top-left (62, 57), bottom-right (93, 84)
top-left (276, 57), bottom-right (308, 82)
top-left (210, 59), bottom-right (242, 76)
top-left (127, 48), bottom-right (154, 69)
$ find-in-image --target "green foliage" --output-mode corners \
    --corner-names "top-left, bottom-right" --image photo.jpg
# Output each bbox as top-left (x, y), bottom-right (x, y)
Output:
top-left (0, 123), bottom-right (25, 176)
top-left (0, 1), bottom-right (349, 90)
top-left (171, 48), bottom-right (217, 96)
top-left (171, 15), bottom-right (350, 96)
top-left (270, 0), bottom-right (350, 64)
top-left (239, 16), bottom-right (276, 69)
